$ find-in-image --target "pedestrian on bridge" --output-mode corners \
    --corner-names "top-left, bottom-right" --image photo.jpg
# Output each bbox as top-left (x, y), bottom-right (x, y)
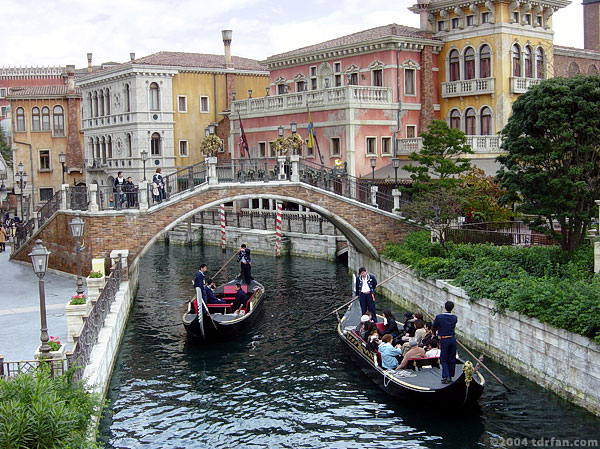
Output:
top-left (152, 168), bottom-right (165, 203)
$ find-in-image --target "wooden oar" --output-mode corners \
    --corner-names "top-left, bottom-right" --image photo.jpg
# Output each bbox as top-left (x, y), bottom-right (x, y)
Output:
top-left (196, 287), bottom-right (218, 331)
top-left (212, 251), bottom-right (238, 280)
top-left (417, 306), bottom-right (512, 392)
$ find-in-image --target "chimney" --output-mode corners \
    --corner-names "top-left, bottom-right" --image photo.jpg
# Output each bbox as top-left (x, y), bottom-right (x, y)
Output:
top-left (222, 30), bottom-right (233, 68)
top-left (66, 64), bottom-right (75, 92)
top-left (87, 53), bottom-right (93, 72)
top-left (417, 0), bottom-right (432, 31)
top-left (130, 52), bottom-right (136, 61)
top-left (584, 0), bottom-right (600, 51)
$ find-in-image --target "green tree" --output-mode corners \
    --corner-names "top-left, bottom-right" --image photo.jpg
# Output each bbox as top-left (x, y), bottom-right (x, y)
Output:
top-left (403, 119), bottom-right (473, 194)
top-left (460, 167), bottom-right (514, 223)
top-left (497, 75), bottom-right (600, 252)
top-left (0, 127), bottom-right (11, 162)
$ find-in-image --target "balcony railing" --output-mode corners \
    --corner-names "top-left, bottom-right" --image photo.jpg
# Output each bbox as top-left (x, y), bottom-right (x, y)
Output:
top-left (233, 86), bottom-right (393, 114)
top-left (510, 77), bottom-right (542, 94)
top-left (397, 138), bottom-right (423, 155)
top-left (396, 136), bottom-right (501, 155)
top-left (82, 113), bottom-right (132, 129)
top-left (441, 78), bottom-right (495, 98)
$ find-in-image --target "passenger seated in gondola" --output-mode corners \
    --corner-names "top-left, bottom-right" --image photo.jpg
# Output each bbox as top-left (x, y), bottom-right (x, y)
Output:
top-left (231, 283), bottom-right (248, 317)
top-left (425, 340), bottom-right (441, 358)
top-left (398, 337), bottom-right (426, 370)
top-left (401, 311), bottom-right (415, 341)
top-left (205, 278), bottom-right (227, 305)
top-left (381, 310), bottom-right (400, 343)
top-left (362, 322), bottom-right (379, 342)
top-left (366, 329), bottom-right (380, 352)
top-left (354, 314), bottom-right (371, 334)
top-left (378, 334), bottom-right (403, 370)
top-left (420, 321), bottom-right (436, 348)
top-left (401, 319), bottom-right (426, 355)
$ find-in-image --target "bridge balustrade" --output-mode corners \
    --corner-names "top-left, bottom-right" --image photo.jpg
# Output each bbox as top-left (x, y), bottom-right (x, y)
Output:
top-left (148, 164), bottom-right (208, 205)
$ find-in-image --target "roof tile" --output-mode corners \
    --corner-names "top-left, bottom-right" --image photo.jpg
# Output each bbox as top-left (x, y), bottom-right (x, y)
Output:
top-left (7, 85), bottom-right (80, 97)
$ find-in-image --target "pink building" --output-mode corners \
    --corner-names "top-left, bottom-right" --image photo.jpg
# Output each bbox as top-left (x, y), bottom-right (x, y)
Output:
top-left (230, 24), bottom-right (442, 183)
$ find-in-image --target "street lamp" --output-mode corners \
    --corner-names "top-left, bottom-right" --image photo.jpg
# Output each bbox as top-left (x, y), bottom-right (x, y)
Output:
top-left (248, 89), bottom-right (252, 99)
top-left (15, 162), bottom-right (27, 220)
top-left (392, 157), bottom-right (400, 188)
top-left (28, 240), bottom-right (51, 357)
top-left (370, 158), bottom-right (377, 183)
top-left (69, 216), bottom-right (85, 296)
top-left (209, 123), bottom-right (216, 135)
top-left (205, 127), bottom-right (209, 137)
top-left (140, 150), bottom-right (148, 181)
top-left (59, 152), bottom-right (66, 184)
top-left (278, 126), bottom-right (284, 137)
top-left (290, 122), bottom-right (297, 133)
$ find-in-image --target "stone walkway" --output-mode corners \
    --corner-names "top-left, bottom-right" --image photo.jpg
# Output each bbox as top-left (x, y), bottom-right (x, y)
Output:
top-left (0, 244), bottom-right (82, 362)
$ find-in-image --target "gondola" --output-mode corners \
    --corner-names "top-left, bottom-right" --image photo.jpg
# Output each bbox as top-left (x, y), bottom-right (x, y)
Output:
top-left (337, 298), bottom-right (485, 407)
top-left (182, 277), bottom-right (265, 341)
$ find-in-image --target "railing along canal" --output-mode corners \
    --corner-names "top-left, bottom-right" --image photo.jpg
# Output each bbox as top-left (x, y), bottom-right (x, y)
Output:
top-left (67, 259), bottom-right (122, 382)
top-left (215, 158), bottom-right (281, 182)
top-left (0, 356), bottom-right (67, 379)
top-left (149, 163), bottom-right (208, 205)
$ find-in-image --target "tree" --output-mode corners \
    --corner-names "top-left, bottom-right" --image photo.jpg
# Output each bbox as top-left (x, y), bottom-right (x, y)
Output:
top-left (460, 167), bottom-right (514, 223)
top-left (0, 127), bottom-right (11, 162)
top-left (403, 119), bottom-right (473, 194)
top-left (497, 75), bottom-right (600, 252)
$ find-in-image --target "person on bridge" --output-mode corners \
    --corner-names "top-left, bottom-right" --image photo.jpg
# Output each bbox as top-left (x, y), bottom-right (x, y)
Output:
top-left (113, 171), bottom-right (126, 208)
top-left (231, 283), bottom-right (248, 317)
top-left (152, 168), bottom-right (165, 203)
top-left (355, 267), bottom-right (377, 322)
top-left (237, 244), bottom-right (252, 284)
top-left (433, 300), bottom-right (458, 384)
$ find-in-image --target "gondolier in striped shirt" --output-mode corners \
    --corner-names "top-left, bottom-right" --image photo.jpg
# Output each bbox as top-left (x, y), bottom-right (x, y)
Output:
top-left (355, 267), bottom-right (377, 322)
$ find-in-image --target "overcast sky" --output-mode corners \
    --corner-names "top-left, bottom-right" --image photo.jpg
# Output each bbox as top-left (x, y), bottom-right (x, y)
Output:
top-left (0, 0), bottom-right (584, 67)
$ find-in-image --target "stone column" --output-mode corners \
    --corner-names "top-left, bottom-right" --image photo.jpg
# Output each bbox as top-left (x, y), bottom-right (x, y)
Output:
top-left (138, 181), bottom-right (148, 212)
top-left (392, 189), bottom-right (402, 214)
top-left (88, 183), bottom-right (99, 212)
top-left (277, 156), bottom-right (287, 181)
top-left (60, 184), bottom-right (68, 210)
top-left (371, 185), bottom-right (378, 207)
top-left (208, 156), bottom-right (218, 185)
top-left (290, 154), bottom-right (300, 182)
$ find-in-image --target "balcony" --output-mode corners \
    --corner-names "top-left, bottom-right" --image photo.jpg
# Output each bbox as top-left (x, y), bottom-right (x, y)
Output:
top-left (82, 113), bottom-right (132, 129)
top-left (232, 86), bottom-right (393, 115)
top-left (510, 77), bottom-right (542, 94)
top-left (396, 135), bottom-right (501, 155)
top-left (441, 78), bottom-right (495, 98)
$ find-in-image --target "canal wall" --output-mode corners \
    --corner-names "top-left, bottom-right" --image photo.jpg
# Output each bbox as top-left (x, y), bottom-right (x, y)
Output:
top-left (166, 223), bottom-right (346, 260)
top-left (348, 250), bottom-right (600, 416)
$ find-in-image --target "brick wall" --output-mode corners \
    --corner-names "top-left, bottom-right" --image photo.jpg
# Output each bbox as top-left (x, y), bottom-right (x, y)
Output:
top-left (585, 3), bottom-right (600, 52)
top-left (419, 44), bottom-right (435, 132)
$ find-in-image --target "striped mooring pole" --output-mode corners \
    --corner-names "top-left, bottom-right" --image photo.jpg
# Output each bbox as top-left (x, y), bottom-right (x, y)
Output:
top-left (220, 203), bottom-right (226, 252)
top-left (275, 201), bottom-right (282, 256)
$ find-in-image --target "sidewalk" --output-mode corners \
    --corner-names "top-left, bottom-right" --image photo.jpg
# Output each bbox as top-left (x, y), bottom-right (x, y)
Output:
top-left (0, 244), bottom-right (83, 362)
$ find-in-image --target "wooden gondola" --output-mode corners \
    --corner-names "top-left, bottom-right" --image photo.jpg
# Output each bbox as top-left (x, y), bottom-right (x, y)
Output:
top-left (337, 299), bottom-right (485, 407)
top-left (182, 277), bottom-right (265, 341)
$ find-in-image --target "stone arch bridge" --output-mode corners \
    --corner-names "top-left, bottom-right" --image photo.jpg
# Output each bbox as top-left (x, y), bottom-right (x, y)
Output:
top-left (11, 158), bottom-right (418, 274)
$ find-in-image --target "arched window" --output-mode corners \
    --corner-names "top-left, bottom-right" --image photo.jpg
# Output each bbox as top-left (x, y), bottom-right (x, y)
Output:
top-left (524, 46), bottom-right (533, 78)
top-left (52, 105), bottom-right (65, 136)
top-left (480, 107), bottom-right (492, 135)
top-left (101, 136), bottom-right (106, 162)
top-left (16, 107), bottom-right (25, 131)
top-left (480, 45), bottom-right (491, 78)
top-left (127, 134), bottom-right (132, 157)
top-left (107, 136), bottom-right (113, 159)
top-left (41, 107), bottom-right (50, 131)
top-left (512, 44), bottom-right (521, 77)
top-left (151, 132), bottom-right (161, 155)
top-left (590, 64), bottom-right (599, 75)
top-left (568, 62), bottom-right (580, 77)
top-left (464, 47), bottom-right (475, 80)
top-left (93, 92), bottom-right (98, 117)
top-left (450, 109), bottom-right (461, 129)
top-left (449, 49), bottom-right (460, 82)
top-left (149, 82), bottom-right (160, 111)
top-left (99, 90), bottom-right (104, 116)
top-left (125, 84), bottom-right (131, 112)
top-left (94, 137), bottom-right (100, 159)
top-left (31, 107), bottom-right (41, 131)
top-left (105, 88), bottom-right (111, 115)
top-left (536, 48), bottom-right (545, 79)
top-left (465, 108), bottom-right (476, 135)
top-left (87, 93), bottom-right (93, 118)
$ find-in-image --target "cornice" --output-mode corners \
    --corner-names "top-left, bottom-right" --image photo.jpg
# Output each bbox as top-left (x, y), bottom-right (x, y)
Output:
top-left (413, 0), bottom-right (570, 14)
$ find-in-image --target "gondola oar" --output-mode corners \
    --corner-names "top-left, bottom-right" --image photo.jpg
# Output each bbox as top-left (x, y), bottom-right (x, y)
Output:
top-left (416, 306), bottom-right (512, 392)
top-left (212, 251), bottom-right (238, 281)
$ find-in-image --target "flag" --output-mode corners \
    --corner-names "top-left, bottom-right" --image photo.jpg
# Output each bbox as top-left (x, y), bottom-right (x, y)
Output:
top-left (307, 107), bottom-right (324, 164)
top-left (238, 114), bottom-right (250, 158)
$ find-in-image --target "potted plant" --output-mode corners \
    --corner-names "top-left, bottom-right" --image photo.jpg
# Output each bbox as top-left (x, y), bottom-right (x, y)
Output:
top-left (66, 294), bottom-right (91, 344)
top-left (86, 270), bottom-right (105, 301)
top-left (200, 135), bottom-right (223, 157)
top-left (35, 335), bottom-right (66, 360)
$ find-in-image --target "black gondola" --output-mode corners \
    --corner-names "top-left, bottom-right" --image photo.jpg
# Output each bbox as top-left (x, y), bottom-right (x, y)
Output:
top-left (337, 299), bottom-right (485, 407)
top-left (182, 277), bottom-right (265, 341)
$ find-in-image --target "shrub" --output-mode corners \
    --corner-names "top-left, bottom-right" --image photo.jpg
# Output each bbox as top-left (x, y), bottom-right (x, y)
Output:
top-left (70, 294), bottom-right (86, 305)
top-left (385, 231), bottom-right (599, 344)
top-left (88, 271), bottom-right (103, 279)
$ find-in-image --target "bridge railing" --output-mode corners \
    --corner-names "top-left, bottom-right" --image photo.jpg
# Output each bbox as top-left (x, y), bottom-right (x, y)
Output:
top-left (38, 189), bottom-right (63, 228)
top-left (149, 163), bottom-right (208, 205)
top-left (96, 185), bottom-right (139, 211)
top-left (215, 158), bottom-right (281, 183)
top-left (65, 185), bottom-right (89, 211)
top-left (67, 258), bottom-right (122, 382)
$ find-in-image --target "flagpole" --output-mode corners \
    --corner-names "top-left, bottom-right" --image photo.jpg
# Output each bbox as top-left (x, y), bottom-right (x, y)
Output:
top-left (307, 103), bottom-right (324, 165)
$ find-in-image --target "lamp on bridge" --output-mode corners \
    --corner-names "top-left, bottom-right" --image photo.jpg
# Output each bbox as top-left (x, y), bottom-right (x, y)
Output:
top-left (70, 216), bottom-right (85, 296)
top-left (204, 127), bottom-right (209, 137)
top-left (28, 239), bottom-right (51, 357)
top-left (290, 122), bottom-right (297, 133)
top-left (209, 123), bottom-right (216, 135)
top-left (392, 157), bottom-right (400, 188)
top-left (370, 158), bottom-right (377, 183)
top-left (14, 162), bottom-right (27, 220)
top-left (278, 126), bottom-right (284, 138)
top-left (248, 89), bottom-right (252, 99)
top-left (140, 150), bottom-right (148, 181)
top-left (59, 152), bottom-right (66, 184)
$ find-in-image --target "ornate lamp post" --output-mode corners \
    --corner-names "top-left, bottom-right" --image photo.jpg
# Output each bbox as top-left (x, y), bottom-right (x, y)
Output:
top-left (70, 216), bottom-right (85, 296)
top-left (290, 122), bottom-right (297, 133)
top-left (28, 240), bottom-right (51, 357)
top-left (392, 157), bottom-right (400, 188)
top-left (15, 162), bottom-right (27, 220)
top-left (209, 123), bottom-right (216, 135)
top-left (248, 89), bottom-right (252, 99)
top-left (140, 150), bottom-right (148, 181)
top-left (59, 152), bottom-right (66, 184)
top-left (278, 126), bottom-right (284, 138)
top-left (205, 127), bottom-right (209, 137)
top-left (370, 158), bottom-right (377, 183)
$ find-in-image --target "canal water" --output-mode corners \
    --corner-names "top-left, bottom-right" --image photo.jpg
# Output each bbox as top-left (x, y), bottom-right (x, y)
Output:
top-left (99, 244), bottom-right (600, 448)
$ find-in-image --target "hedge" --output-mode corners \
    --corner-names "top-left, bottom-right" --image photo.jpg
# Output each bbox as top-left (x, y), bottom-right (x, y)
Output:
top-left (383, 231), bottom-right (600, 345)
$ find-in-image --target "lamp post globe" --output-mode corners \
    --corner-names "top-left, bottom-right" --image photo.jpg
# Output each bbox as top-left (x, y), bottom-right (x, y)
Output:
top-left (370, 158), bottom-right (377, 182)
top-left (70, 217), bottom-right (85, 296)
top-left (59, 152), bottom-right (66, 184)
top-left (140, 150), bottom-right (148, 181)
top-left (392, 157), bottom-right (400, 188)
top-left (28, 239), bottom-right (51, 356)
top-left (278, 126), bottom-right (284, 137)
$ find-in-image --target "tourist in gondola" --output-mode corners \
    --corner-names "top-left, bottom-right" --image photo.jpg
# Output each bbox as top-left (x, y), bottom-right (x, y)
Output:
top-left (425, 340), bottom-right (441, 358)
top-left (433, 301), bottom-right (458, 384)
top-left (237, 244), bottom-right (252, 284)
top-left (362, 321), bottom-right (379, 342)
top-left (355, 267), bottom-right (378, 322)
top-left (402, 311), bottom-right (415, 340)
top-left (381, 309), bottom-right (400, 342)
top-left (231, 283), bottom-right (248, 317)
top-left (378, 334), bottom-right (403, 370)
top-left (420, 321), bottom-right (437, 348)
top-left (205, 278), bottom-right (227, 305)
top-left (366, 328), bottom-right (380, 352)
top-left (398, 337), bottom-right (426, 370)
top-left (354, 314), bottom-right (371, 334)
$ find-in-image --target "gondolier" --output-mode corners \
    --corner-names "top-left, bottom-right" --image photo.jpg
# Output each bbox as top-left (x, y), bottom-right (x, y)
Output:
top-left (433, 301), bottom-right (458, 384)
top-left (238, 244), bottom-right (252, 284)
top-left (355, 267), bottom-right (377, 322)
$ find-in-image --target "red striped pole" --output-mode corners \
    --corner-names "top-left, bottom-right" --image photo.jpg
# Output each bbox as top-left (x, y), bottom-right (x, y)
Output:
top-left (275, 201), bottom-right (282, 256)
top-left (220, 203), bottom-right (226, 251)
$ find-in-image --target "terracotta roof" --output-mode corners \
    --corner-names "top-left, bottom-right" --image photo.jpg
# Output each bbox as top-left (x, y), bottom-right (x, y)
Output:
top-left (269, 24), bottom-right (424, 59)
top-left (132, 51), bottom-right (267, 71)
top-left (7, 85), bottom-right (81, 97)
